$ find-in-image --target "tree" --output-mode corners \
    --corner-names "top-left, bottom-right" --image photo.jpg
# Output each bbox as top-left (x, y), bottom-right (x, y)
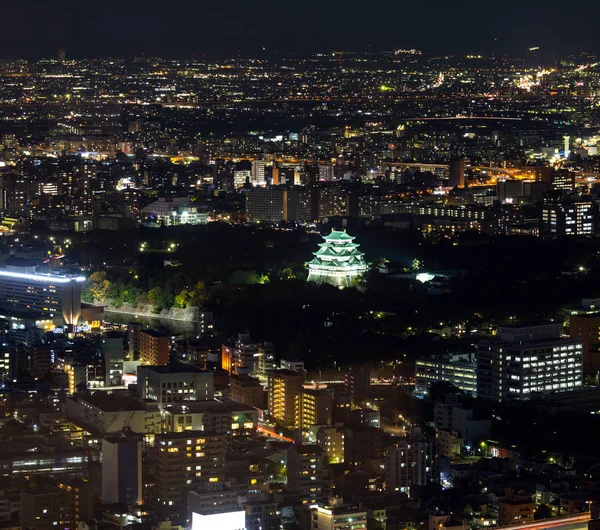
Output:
top-left (174, 289), bottom-right (191, 308)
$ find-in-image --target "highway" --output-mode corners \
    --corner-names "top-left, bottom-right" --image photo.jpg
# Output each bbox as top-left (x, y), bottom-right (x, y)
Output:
top-left (493, 513), bottom-right (591, 530)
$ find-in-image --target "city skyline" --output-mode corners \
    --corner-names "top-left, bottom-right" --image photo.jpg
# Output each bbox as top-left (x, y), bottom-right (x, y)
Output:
top-left (3, 0), bottom-right (600, 59)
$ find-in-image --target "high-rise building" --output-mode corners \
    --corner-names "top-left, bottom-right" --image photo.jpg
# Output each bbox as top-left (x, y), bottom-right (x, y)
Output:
top-left (540, 198), bottom-right (595, 237)
top-left (245, 187), bottom-right (311, 223)
top-left (251, 159), bottom-right (266, 186)
top-left (137, 365), bottom-right (214, 405)
top-left (569, 313), bottom-right (600, 376)
top-left (102, 331), bottom-right (124, 386)
top-left (297, 387), bottom-right (333, 431)
top-left (0, 259), bottom-right (83, 325)
top-left (155, 431), bottom-right (227, 521)
top-left (30, 344), bottom-right (52, 380)
top-left (102, 435), bottom-right (143, 506)
top-left (344, 369), bottom-right (371, 401)
top-left (310, 183), bottom-right (348, 221)
top-left (385, 435), bottom-right (437, 498)
top-left (287, 444), bottom-right (324, 504)
top-left (448, 159), bottom-right (465, 188)
top-left (477, 322), bottom-right (583, 401)
top-left (139, 328), bottom-right (170, 365)
top-left (268, 369), bottom-right (305, 428)
top-left (128, 322), bottom-right (143, 358)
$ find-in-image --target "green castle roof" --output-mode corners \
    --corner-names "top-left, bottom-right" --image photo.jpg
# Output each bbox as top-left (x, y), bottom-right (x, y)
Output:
top-left (323, 230), bottom-right (355, 241)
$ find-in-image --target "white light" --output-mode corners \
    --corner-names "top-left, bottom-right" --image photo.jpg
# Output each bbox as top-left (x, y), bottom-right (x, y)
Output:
top-left (416, 272), bottom-right (435, 283)
top-left (0, 271), bottom-right (85, 284)
top-left (191, 510), bottom-right (246, 530)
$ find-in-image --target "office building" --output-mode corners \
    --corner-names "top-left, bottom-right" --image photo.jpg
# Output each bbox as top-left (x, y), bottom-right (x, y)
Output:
top-left (63, 392), bottom-right (162, 435)
top-left (21, 489), bottom-right (73, 530)
top-left (415, 353), bottom-right (477, 396)
top-left (102, 331), bottom-right (124, 386)
top-left (0, 259), bottom-right (83, 325)
top-left (297, 387), bottom-right (333, 431)
top-left (540, 198), bottom-right (595, 237)
top-left (287, 444), bottom-right (324, 504)
top-left (102, 435), bottom-right (143, 506)
top-left (497, 180), bottom-right (524, 204)
top-left (140, 328), bottom-right (170, 366)
top-left (137, 365), bottom-right (214, 405)
top-left (551, 171), bottom-right (575, 193)
top-left (569, 313), bottom-right (600, 376)
top-left (310, 183), bottom-right (347, 221)
top-left (155, 431), bottom-right (227, 521)
top-left (477, 322), bottom-right (583, 401)
top-left (268, 369), bottom-right (305, 428)
top-left (245, 187), bottom-right (311, 223)
top-left (312, 501), bottom-right (367, 530)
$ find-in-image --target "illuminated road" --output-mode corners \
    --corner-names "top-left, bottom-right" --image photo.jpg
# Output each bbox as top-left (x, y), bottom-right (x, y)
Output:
top-left (493, 513), bottom-right (591, 530)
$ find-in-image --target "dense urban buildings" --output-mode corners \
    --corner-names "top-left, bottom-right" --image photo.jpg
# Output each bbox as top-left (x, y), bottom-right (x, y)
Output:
top-left (2, 43), bottom-right (600, 530)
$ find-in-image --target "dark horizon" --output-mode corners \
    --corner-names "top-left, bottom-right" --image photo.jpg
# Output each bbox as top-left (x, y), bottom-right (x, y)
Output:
top-left (3, 0), bottom-right (600, 60)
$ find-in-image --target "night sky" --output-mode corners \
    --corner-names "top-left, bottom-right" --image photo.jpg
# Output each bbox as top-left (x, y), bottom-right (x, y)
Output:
top-left (2, 0), bottom-right (600, 59)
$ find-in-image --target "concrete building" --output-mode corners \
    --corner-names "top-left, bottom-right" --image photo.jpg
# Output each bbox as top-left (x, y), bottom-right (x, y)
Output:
top-left (229, 374), bottom-right (266, 409)
top-left (102, 435), bottom-right (143, 506)
top-left (245, 187), bottom-right (311, 223)
top-left (155, 431), bottom-right (227, 521)
top-left (540, 198), bottom-right (595, 237)
top-left (140, 329), bottom-right (170, 366)
top-left (415, 353), bottom-right (477, 396)
top-left (137, 365), bottom-right (214, 405)
top-left (287, 444), bottom-right (324, 504)
top-left (312, 425), bottom-right (345, 463)
top-left (161, 397), bottom-right (258, 437)
top-left (21, 489), bottom-right (73, 530)
top-left (63, 392), bottom-right (162, 435)
top-left (312, 501), bottom-right (367, 530)
top-left (569, 313), bottom-right (600, 376)
top-left (498, 495), bottom-right (535, 526)
top-left (128, 322), bottom-right (143, 358)
top-left (477, 322), bottom-right (583, 401)
top-left (101, 331), bottom-right (124, 386)
top-left (268, 370), bottom-right (305, 428)
top-left (0, 259), bottom-right (83, 325)
top-left (188, 486), bottom-right (238, 517)
top-left (297, 387), bottom-right (333, 431)
top-left (385, 433), bottom-right (437, 498)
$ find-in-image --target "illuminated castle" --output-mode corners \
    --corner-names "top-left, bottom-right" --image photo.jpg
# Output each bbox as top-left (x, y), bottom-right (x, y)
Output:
top-left (307, 229), bottom-right (370, 287)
